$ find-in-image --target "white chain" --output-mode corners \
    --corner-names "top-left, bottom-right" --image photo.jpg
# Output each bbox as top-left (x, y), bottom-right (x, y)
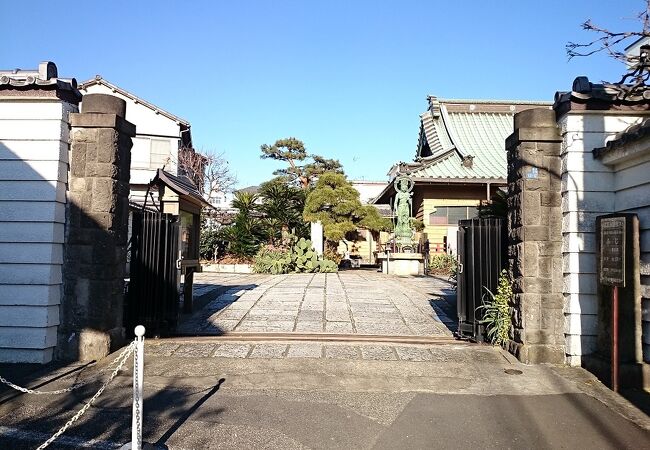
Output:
top-left (0, 343), bottom-right (135, 395)
top-left (35, 341), bottom-right (135, 450)
top-left (134, 343), bottom-right (142, 450)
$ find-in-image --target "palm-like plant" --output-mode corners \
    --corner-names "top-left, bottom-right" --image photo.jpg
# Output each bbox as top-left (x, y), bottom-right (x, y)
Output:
top-left (232, 191), bottom-right (258, 215)
top-left (219, 191), bottom-right (265, 258)
top-left (259, 179), bottom-right (309, 243)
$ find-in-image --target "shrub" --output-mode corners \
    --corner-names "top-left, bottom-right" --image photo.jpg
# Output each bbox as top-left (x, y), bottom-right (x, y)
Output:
top-left (410, 218), bottom-right (425, 232)
top-left (324, 247), bottom-right (342, 265)
top-left (219, 219), bottom-right (264, 258)
top-left (318, 259), bottom-right (338, 273)
top-left (289, 237), bottom-right (338, 273)
top-left (477, 269), bottom-right (512, 346)
top-left (218, 191), bottom-right (266, 258)
top-left (252, 237), bottom-right (338, 274)
top-left (200, 228), bottom-right (222, 260)
top-left (428, 253), bottom-right (457, 276)
top-left (252, 246), bottom-right (292, 275)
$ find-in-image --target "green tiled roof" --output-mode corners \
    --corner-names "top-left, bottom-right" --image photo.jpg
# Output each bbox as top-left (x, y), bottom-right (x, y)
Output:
top-left (409, 99), bottom-right (552, 181)
top-left (407, 151), bottom-right (482, 179)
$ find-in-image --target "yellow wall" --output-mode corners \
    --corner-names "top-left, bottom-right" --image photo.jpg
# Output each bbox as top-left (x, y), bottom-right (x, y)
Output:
top-left (413, 183), bottom-right (502, 249)
top-left (422, 198), bottom-right (480, 247)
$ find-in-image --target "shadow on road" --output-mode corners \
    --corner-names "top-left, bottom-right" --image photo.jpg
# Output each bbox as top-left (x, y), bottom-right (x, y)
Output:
top-left (153, 378), bottom-right (226, 448)
top-left (428, 287), bottom-right (458, 334)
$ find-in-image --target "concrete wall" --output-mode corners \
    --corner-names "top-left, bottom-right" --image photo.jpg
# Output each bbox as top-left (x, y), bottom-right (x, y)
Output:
top-left (557, 112), bottom-right (645, 365)
top-left (0, 98), bottom-right (77, 363)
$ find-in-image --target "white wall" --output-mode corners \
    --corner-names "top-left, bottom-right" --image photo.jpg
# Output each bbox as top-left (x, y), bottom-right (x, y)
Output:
top-left (80, 84), bottom-right (181, 187)
top-left (0, 99), bottom-right (76, 363)
top-left (598, 135), bottom-right (650, 362)
top-left (208, 191), bottom-right (233, 208)
top-left (558, 112), bottom-right (645, 366)
top-left (351, 180), bottom-right (388, 204)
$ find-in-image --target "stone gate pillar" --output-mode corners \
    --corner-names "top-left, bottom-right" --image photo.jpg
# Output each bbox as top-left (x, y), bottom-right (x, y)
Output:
top-left (58, 94), bottom-right (134, 361)
top-left (505, 108), bottom-right (565, 364)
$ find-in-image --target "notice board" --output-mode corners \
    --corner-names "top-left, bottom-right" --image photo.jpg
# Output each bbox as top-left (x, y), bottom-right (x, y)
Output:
top-left (599, 216), bottom-right (626, 287)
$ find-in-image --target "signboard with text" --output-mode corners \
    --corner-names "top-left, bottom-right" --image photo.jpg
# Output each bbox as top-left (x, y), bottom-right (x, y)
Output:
top-left (599, 216), bottom-right (626, 287)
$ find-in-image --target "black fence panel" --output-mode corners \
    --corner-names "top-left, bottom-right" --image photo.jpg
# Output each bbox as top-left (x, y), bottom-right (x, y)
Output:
top-left (125, 210), bottom-right (179, 337)
top-left (456, 218), bottom-right (506, 341)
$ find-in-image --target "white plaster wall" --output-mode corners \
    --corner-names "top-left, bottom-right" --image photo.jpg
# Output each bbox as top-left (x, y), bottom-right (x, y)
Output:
top-left (351, 181), bottom-right (388, 204)
top-left (608, 150), bottom-right (650, 362)
top-left (310, 221), bottom-right (324, 256)
top-left (558, 112), bottom-right (645, 366)
top-left (80, 84), bottom-right (181, 189)
top-left (0, 99), bottom-right (75, 363)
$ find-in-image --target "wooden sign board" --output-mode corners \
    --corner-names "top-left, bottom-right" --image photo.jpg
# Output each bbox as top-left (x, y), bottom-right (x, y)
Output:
top-left (599, 216), bottom-right (626, 287)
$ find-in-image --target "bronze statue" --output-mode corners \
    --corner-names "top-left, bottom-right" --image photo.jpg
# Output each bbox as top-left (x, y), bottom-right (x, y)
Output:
top-left (393, 175), bottom-right (414, 248)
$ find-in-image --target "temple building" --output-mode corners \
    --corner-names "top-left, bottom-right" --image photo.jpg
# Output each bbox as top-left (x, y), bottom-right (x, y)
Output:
top-left (373, 96), bottom-right (551, 253)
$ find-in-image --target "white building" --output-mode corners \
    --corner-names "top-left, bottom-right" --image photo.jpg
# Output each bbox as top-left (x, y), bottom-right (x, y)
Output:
top-left (350, 180), bottom-right (388, 204)
top-left (208, 191), bottom-right (234, 209)
top-left (625, 36), bottom-right (650, 68)
top-left (79, 76), bottom-right (192, 205)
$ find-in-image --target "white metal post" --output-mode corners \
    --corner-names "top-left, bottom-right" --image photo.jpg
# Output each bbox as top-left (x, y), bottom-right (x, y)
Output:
top-left (132, 325), bottom-right (145, 450)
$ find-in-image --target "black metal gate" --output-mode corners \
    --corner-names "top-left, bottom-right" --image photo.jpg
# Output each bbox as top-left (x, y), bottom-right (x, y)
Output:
top-left (457, 218), bottom-right (506, 341)
top-left (125, 210), bottom-right (180, 337)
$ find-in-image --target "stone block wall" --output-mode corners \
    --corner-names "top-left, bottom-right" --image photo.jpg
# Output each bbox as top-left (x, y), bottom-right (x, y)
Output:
top-left (506, 109), bottom-right (565, 364)
top-left (57, 94), bottom-right (135, 361)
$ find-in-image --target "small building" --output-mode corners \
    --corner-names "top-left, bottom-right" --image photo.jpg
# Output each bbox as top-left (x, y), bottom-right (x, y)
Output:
top-left (350, 180), bottom-right (388, 204)
top-left (208, 191), bottom-right (234, 209)
top-left (153, 169), bottom-right (211, 264)
top-left (624, 36), bottom-right (650, 68)
top-left (373, 97), bottom-right (551, 253)
top-left (78, 76), bottom-right (192, 205)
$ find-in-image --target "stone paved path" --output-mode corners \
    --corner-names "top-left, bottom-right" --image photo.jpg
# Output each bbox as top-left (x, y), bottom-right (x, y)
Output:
top-left (178, 271), bottom-right (456, 337)
top-left (146, 340), bottom-right (479, 362)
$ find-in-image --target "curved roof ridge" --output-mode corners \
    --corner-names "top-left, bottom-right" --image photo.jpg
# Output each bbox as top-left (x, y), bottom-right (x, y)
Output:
top-left (406, 148), bottom-right (457, 175)
top-left (432, 97), bottom-right (552, 106)
top-left (439, 103), bottom-right (466, 158)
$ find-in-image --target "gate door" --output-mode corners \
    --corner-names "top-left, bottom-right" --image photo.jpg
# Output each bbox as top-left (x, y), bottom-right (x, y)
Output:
top-left (456, 218), bottom-right (505, 341)
top-left (125, 210), bottom-right (180, 336)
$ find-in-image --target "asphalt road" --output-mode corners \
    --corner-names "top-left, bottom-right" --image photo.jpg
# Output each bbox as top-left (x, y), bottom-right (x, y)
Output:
top-left (1, 344), bottom-right (648, 449)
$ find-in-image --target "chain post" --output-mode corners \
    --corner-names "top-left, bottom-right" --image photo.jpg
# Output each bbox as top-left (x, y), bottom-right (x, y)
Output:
top-left (132, 325), bottom-right (145, 450)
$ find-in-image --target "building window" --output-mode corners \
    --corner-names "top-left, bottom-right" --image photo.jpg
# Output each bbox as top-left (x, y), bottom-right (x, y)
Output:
top-left (150, 139), bottom-right (171, 169)
top-left (429, 206), bottom-right (478, 225)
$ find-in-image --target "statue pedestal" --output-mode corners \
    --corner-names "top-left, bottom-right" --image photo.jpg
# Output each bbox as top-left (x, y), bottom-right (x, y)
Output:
top-left (377, 252), bottom-right (424, 276)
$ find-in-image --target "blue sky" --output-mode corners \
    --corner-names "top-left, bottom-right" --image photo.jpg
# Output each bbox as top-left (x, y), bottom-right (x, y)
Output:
top-left (1, 0), bottom-right (644, 187)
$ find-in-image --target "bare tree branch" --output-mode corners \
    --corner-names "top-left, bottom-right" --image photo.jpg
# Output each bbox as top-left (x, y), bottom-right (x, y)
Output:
top-left (566, 3), bottom-right (650, 63)
top-left (567, 1), bottom-right (650, 99)
top-left (176, 147), bottom-right (237, 200)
